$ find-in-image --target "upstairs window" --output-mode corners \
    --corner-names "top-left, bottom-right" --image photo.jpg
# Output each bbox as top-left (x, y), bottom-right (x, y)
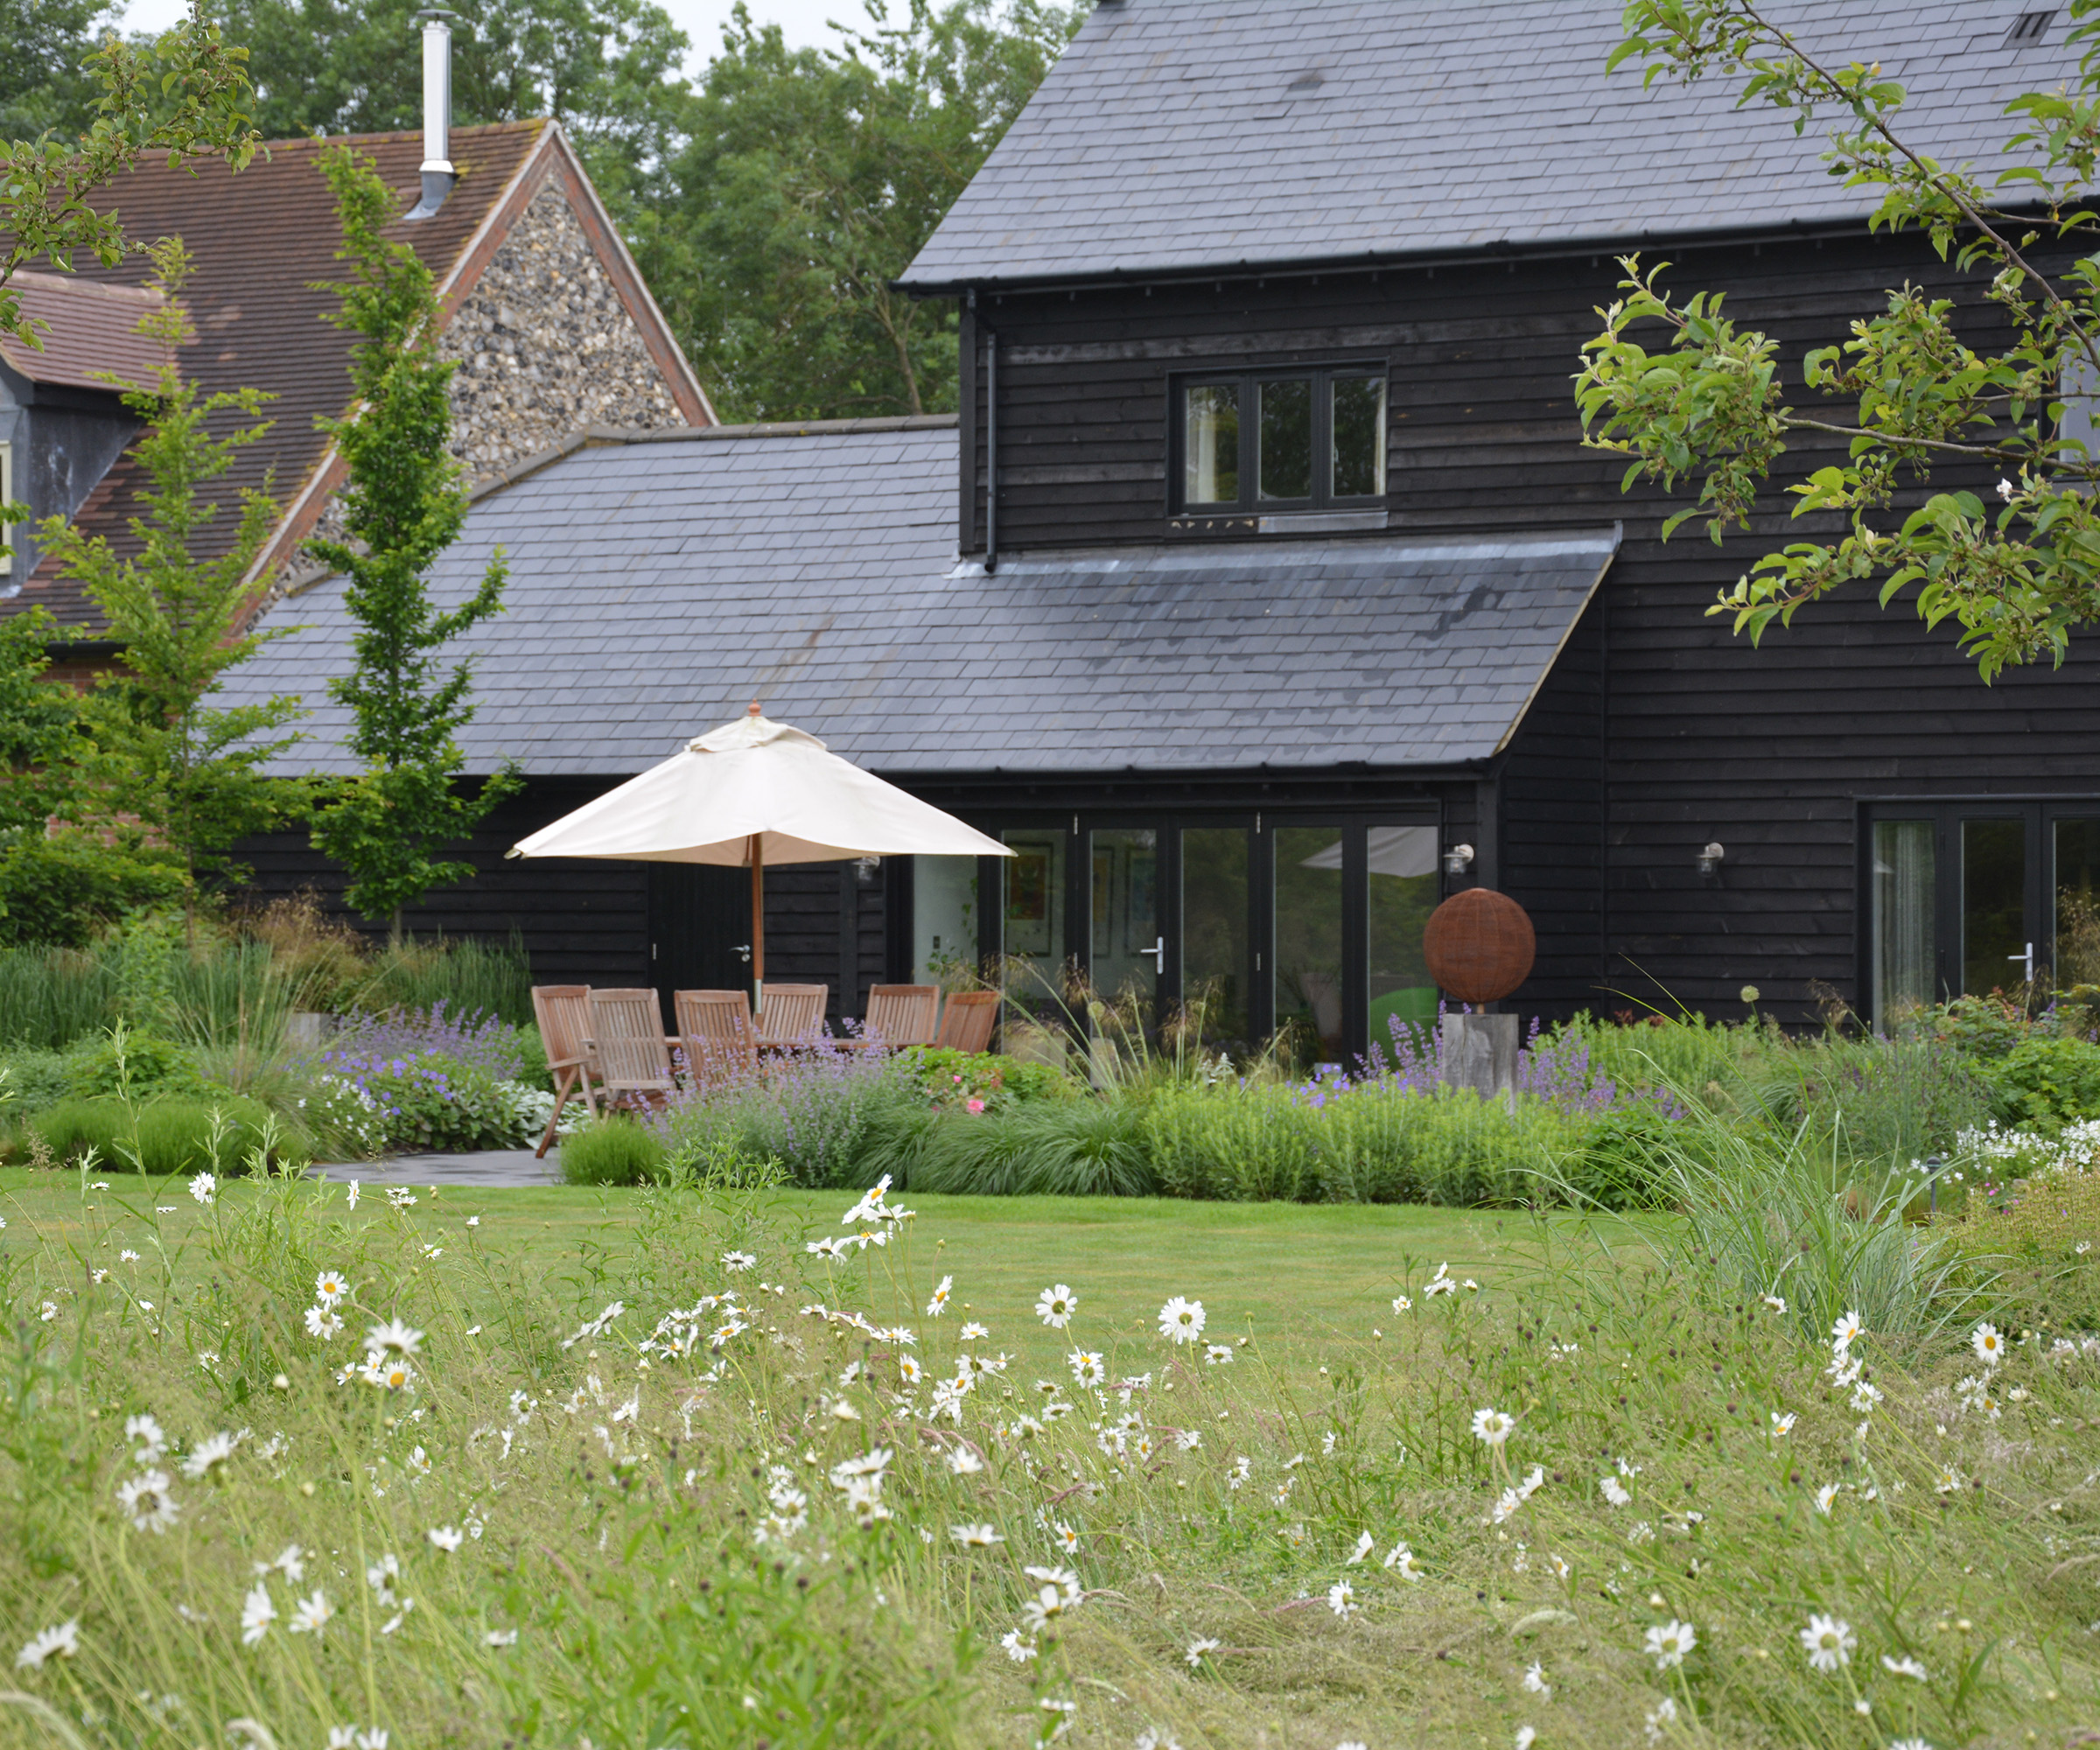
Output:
top-left (1176, 367), bottom-right (1386, 514)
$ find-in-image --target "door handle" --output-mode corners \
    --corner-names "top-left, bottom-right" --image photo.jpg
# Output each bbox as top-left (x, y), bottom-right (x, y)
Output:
top-left (1142, 935), bottom-right (1165, 973)
top-left (734, 943), bottom-right (752, 964)
top-left (2008, 941), bottom-right (2035, 982)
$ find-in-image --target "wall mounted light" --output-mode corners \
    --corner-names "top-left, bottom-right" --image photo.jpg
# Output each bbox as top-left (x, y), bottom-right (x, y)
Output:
top-left (1696, 841), bottom-right (1726, 878)
top-left (1444, 843), bottom-right (1475, 878)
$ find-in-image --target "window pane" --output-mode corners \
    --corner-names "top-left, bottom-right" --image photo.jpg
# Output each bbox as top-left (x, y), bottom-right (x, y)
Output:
top-left (1276, 826), bottom-right (1344, 1061)
top-left (1961, 818), bottom-right (2026, 997)
top-left (1000, 828), bottom-right (1067, 1025)
top-left (1089, 827), bottom-right (1158, 1006)
top-left (1365, 825), bottom-right (1438, 1054)
top-left (1257, 377), bottom-right (1312, 500)
top-left (1181, 827), bottom-right (1250, 1046)
top-left (1183, 384), bottom-right (1238, 504)
top-left (912, 856), bottom-right (979, 988)
top-left (1331, 376), bottom-right (1387, 498)
top-left (2054, 818), bottom-right (2100, 986)
top-left (1872, 821), bottom-right (1935, 1025)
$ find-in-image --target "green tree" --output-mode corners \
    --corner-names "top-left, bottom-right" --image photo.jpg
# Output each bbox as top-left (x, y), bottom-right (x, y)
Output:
top-left (305, 142), bottom-right (520, 940)
top-left (215, 0), bottom-right (691, 215)
top-left (1, 3), bottom-right (260, 342)
top-left (644, 0), bottom-right (1084, 421)
top-left (38, 240), bottom-right (310, 908)
top-left (1576, 0), bottom-right (2100, 681)
top-left (0, 606), bottom-right (82, 833)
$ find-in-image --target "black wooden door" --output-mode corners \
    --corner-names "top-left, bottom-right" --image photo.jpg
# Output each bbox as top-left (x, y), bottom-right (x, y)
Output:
top-left (646, 864), bottom-right (751, 1027)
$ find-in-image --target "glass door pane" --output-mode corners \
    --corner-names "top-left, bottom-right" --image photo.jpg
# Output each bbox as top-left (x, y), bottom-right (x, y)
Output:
top-left (1962, 818), bottom-right (2027, 995)
top-left (1089, 827), bottom-right (1161, 1012)
top-left (1181, 827), bottom-right (1250, 1046)
top-left (1000, 828), bottom-right (1067, 1022)
top-left (2054, 818), bottom-right (2100, 987)
top-left (1872, 821), bottom-right (1936, 1025)
top-left (913, 857), bottom-right (980, 987)
top-left (1276, 825), bottom-right (1345, 1060)
top-left (1366, 825), bottom-right (1439, 1053)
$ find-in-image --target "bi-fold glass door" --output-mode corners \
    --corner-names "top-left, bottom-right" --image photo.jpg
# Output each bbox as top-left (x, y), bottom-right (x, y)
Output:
top-left (1867, 802), bottom-right (2100, 1026)
top-left (951, 813), bottom-right (1440, 1061)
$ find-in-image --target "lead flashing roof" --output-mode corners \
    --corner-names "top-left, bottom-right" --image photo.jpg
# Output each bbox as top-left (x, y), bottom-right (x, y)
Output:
top-left (218, 422), bottom-right (1617, 780)
top-left (900, 0), bottom-right (2087, 290)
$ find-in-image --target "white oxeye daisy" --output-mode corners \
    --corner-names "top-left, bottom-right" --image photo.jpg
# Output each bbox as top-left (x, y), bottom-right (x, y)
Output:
top-left (959, 1321), bottom-right (989, 1341)
top-left (288, 1590), bottom-right (335, 1636)
top-left (942, 1446), bottom-right (983, 1475)
top-left (305, 1306), bottom-right (345, 1340)
top-left (116, 1470), bottom-right (178, 1532)
top-left (1186, 1635), bottom-right (1222, 1666)
top-left (240, 1582), bottom-right (276, 1645)
top-left (1000, 1629), bottom-right (1037, 1662)
top-left (1035, 1284), bottom-right (1079, 1329)
top-left (314, 1271), bottom-right (348, 1307)
top-left (1768, 1410), bottom-right (1796, 1436)
top-left (1644, 1619), bottom-right (1697, 1670)
top-left (125, 1411), bottom-right (167, 1463)
top-left (1830, 1311), bottom-right (1864, 1349)
top-left (1881, 1653), bottom-right (1928, 1680)
top-left (1068, 1349), bottom-right (1107, 1388)
top-left (1523, 1660), bottom-right (1550, 1696)
top-left (364, 1318), bottom-right (424, 1361)
top-left (1600, 1476), bottom-right (1632, 1507)
top-left (1815, 1481), bottom-right (1841, 1515)
top-left (721, 1250), bottom-right (756, 1271)
top-left (189, 1172), bottom-right (216, 1207)
top-left (926, 1275), bottom-right (953, 1317)
top-left (15, 1620), bottom-right (79, 1670)
top-left (1799, 1613), bottom-right (1854, 1672)
top-left (1346, 1530), bottom-right (1375, 1565)
top-left (1382, 1544), bottom-right (1424, 1580)
top-left (1326, 1580), bottom-right (1359, 1619)
top-left (1760, 1292), bottom-right (1787, 1313)
top-left (1516, 1730), bottom-right (1536, 1750)
top-left (1471, 1406), bottom-right (1516, 1446)
top-left (1156, 1296), bottom-right (1206, 1345)
top-left (1391, 1294), bottom-right (1413, 1312)
top-left (181, 1431), bottom-right (239, 1480)
top-left (1970, 1322), bottom-right (2005, 1368)
top-left (948, 1522), bottom-right (1003, 1548)
top-left (1203, 1342), bottom-right (1234, 1365)
top-left (428, 1526), bottom-right (465, 1552)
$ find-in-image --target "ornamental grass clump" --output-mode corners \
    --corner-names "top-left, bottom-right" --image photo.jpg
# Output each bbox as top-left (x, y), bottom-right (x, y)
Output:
top-left (1, 1169), bottom-right (2096, 1746)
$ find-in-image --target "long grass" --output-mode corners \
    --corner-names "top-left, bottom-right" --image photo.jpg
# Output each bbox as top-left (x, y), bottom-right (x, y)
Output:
top-left (0, 1172), bottom-right (2093, 1748)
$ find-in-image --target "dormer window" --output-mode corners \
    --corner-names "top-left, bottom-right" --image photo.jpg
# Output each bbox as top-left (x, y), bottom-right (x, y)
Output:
top-left (1176, 366), bottom-right (1386, 514)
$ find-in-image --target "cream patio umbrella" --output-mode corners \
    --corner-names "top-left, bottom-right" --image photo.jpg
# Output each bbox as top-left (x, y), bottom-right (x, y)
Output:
top-left (508, 704), bottom-right (1012, 1011)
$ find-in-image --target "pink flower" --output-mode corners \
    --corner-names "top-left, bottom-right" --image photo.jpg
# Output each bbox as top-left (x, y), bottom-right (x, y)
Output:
top-left (966, 1097), bottom-right (986, 1115)
top-left (953, 1074), bottom-right (963, 1084)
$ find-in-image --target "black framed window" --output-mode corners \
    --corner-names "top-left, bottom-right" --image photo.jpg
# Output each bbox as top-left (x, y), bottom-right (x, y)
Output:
top-left (1175, 367), bottom-right (1387, 513)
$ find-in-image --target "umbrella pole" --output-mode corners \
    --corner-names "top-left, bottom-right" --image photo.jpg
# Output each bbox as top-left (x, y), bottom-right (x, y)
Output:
top-left (749, 832), bottom-right (765, 1013)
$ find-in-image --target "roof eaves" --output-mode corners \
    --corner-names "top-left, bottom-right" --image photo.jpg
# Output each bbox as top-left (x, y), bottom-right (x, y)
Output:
top-left (895, 206), bottom-right (2058, 298)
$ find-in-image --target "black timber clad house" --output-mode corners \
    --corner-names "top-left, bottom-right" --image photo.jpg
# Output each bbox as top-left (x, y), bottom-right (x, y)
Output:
top-left (225, 0), bottom-right (2100, 1050)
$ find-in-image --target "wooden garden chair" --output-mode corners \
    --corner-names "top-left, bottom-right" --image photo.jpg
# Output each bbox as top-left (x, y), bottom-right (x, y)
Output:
top-left (934, 989), bottom-right (999, 1054)
top-left (585, 988), bottom-right (677, 1108)
top-left (756, 984), bottom-right (829, 1048)
top-left (674, 989), bottom-right (760, 1088)
top-left (859, 984), bottom-right (939, 1047)
top-left (531, 984), bottom-right (600, 1158)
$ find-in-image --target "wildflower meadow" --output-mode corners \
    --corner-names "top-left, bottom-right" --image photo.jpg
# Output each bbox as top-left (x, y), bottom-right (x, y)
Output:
top-left (0, 1150), bottom-right (2095, 1750)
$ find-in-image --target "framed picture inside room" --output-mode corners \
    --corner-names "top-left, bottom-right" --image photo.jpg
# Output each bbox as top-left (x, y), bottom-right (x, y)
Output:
top-left (1004, 843), bottom-right (1053, 955)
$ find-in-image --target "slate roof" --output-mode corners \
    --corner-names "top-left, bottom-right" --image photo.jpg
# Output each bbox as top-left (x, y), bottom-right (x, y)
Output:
top-left (217, 420), bottom-right (1618, 779)
top-left (900, 0), bottom-right (2088, 290)
top-left (0, 272), bottom-right (170, 393)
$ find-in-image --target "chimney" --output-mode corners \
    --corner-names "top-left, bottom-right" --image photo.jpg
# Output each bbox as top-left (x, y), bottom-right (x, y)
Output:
top-left (404, 9), bottom-right (456, 220)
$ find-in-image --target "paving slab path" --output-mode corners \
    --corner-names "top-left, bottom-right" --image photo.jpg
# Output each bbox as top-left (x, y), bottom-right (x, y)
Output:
top-left (312, 1150), bottom-right (563, 1187)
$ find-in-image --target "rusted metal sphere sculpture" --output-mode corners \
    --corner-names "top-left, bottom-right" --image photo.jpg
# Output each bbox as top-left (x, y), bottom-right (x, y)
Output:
top-left (1423, 887), bottom-right (1536, 1004)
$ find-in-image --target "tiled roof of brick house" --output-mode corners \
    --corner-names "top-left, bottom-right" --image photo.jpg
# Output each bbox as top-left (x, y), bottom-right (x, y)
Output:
top-left (213, 419), bottom-right (1618, 778)
top-left (0, 272), bottom-right (170, 393)
top-left (900, 0), bottom-right (2087, 290)
top-left (8, 120), bottom-right (710, 629)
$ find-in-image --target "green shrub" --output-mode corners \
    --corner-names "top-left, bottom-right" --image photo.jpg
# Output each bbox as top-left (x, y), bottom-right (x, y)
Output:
top-left (1985, 1036), bottom-right (2100, 1130)
top-left (0, 1047), bottom-right (69, 1111)
top-left (357, 934), bottom-right (535, 1028)
top-left (1558, 1105), bottom-right (1677, 1210)
top-left (1760, 1032), bottom-right (1996, 1164)
top-left (900, 1047), bottom-right (1074, 1108)
top-left (0, 942), bottom-right (117, 1048)
top-left (910, 1097), bottom-right (1151, 1196)
top-left (0, 828), bottom-right (189, 949)
top-left (23, 1094), bottom-right (307, 1175)
top-left (60, 1031), bottom-right (204, 1102)
top-left (562, 1117), bottom-right (667, 1186)
top-left (357, 1058), bottom-right (536, 1152)
top-left (660, 1131), bottom-right (788, 1190)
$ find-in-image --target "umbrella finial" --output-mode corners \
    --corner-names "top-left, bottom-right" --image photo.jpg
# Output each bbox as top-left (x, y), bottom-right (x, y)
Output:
top-left (747, 699), bottom-right (763, 717)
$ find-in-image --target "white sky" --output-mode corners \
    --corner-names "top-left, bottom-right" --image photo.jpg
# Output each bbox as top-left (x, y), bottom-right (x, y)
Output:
top-left (115, 0), bottom-right (864, 71)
